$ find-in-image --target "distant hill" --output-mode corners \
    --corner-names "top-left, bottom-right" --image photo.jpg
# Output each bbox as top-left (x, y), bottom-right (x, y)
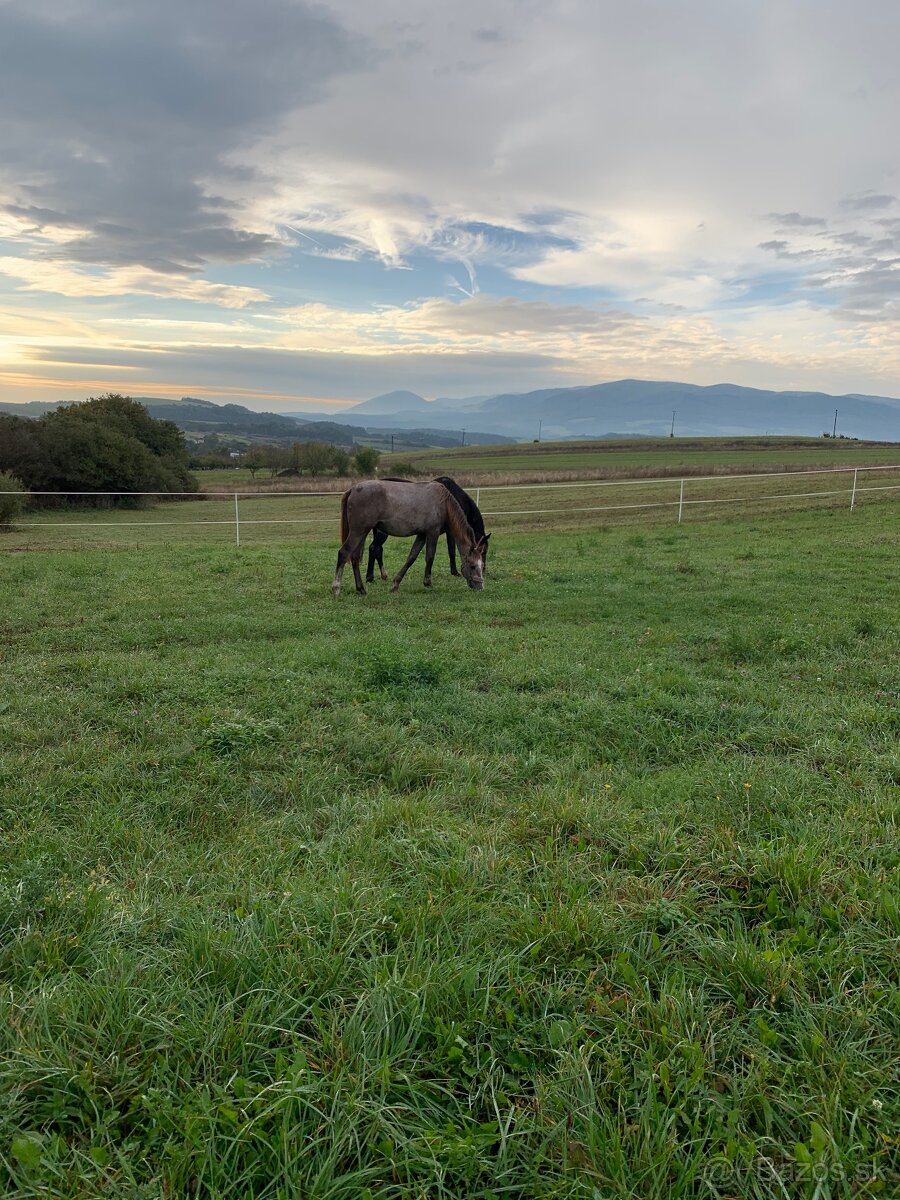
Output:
top-left (321, 380), bottom-right (900, 441)
top-left (0, 400), bottom-right (65, 418)
top-left (137, 399), bottom-right (371, 445)
top-left (359, 427), bottom-right (515, 450)
top-left (347, 390), bottom-right (431, 414)
top-left (0, 395), bottom-right (366, 447)
top-left (474, 380), bottom-right (900, 441)
top-left (0, 395), bottom-right (508, 450)
top-left (6, 379), bottom-right (897, 446)
top-left (133, 397), bottom-right (308, 443)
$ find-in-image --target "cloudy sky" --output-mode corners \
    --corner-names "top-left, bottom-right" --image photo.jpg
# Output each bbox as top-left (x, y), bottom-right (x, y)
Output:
top-left (1, 0), bottom-right (898, 411)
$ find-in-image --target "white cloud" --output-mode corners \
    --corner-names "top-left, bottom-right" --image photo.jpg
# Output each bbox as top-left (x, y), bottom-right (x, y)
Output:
top-left (0, 257), bottom-right (269, 307)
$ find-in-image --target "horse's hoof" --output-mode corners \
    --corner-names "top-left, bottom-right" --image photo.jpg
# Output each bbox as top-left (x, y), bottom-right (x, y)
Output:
top-left (389, 584), bottom-right (400, 593)
top-left (423, 578), bottom-right (432, 588)
top-left (356, 586), bottom-right (367, 595)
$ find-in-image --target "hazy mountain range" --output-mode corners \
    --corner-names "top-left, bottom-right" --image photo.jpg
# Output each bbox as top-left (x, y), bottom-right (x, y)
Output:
top-left (314, 382), bottom-right (900, 441)
top-left (0, 394), bottom-right (512, 449)
top-left (3, 380), bottom-right (899, 444)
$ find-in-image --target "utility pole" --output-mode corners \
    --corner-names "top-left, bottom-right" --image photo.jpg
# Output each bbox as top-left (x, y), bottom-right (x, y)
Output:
top-left (832, 408), bottom-right (838, 438)
top-left (461, 429), bottom-right (466, 447)
top-left (537, 419), bottom-right (542, 442)
top-left (390, 433), bottom-right (394, 453)
top-left (670, 410), bottom-right (676, 438)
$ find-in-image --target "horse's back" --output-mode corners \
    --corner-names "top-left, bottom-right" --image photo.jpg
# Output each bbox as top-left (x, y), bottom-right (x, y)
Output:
top-left (346, 479), bottom-right (447, 537)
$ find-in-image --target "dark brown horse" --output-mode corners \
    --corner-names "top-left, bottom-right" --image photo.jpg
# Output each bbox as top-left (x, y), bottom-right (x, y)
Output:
top-left (333, 480), bottom-right (487, 596)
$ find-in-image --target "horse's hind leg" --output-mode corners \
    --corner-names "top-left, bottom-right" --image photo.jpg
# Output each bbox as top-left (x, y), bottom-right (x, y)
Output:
top-left (390, 534), bottom-right (426, 592)
top-left (334, 531), bottom-right (369, 596)
top-left (333, 539), bottom-right (353, 596)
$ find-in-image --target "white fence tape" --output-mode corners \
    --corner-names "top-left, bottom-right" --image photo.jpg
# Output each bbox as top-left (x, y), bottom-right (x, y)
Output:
top-left (1, 462), bottom-right (898, 546)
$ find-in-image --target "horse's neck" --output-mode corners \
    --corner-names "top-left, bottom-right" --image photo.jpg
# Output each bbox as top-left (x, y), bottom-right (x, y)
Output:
top-left (445, 497), bottom-right (473, 548)
top-left (466, 504), bottom-right (484, 538)
top-left (452, 488), bottom-right (483, 538)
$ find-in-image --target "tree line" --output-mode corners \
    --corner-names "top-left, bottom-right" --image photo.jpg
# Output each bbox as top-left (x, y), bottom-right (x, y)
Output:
top-left (192, 442), bottom-right (380, 477)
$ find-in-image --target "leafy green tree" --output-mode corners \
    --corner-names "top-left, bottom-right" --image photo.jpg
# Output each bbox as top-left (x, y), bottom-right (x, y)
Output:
top-left (69, 394), bottom-right (189, 465)
top-left (261, 445), bottom-right (289, 475)
top-left (0, 416), bottom-right (42, 485)
top-left (352, 445), bottom-right (381, 476)
top-left (296, 441), bottom-right (337, 476)
top-left (0, 471), bottom-right (26, 528)
top-left (243, 446), bottom-right (268, 479)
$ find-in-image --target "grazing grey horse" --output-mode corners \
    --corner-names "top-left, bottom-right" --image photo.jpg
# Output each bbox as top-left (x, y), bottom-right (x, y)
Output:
top-left (366, 475), bottom-right (490, 583)
top-left (333, 480), bottom-right (487, 596)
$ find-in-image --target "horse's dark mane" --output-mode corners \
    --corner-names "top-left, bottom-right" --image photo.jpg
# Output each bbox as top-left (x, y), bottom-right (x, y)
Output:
top-left (444, 492), bottom-right (474, 549)
top-left (380, 474), bottom-right (484, 539)
top-left (434, 476), bottom-right (485, 539)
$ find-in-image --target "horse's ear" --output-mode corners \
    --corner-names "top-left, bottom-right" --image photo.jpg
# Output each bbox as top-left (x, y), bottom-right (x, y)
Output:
top-left (483, 532), bottom-right (491, 542)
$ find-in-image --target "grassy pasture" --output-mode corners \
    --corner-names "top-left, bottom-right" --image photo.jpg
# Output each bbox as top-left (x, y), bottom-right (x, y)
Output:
top-left (191, 439), bottom-right (900, 495)
top-left (388, 436), bottom-right (900, 478)
top-left (1, 504), bottom-right (898, 1197)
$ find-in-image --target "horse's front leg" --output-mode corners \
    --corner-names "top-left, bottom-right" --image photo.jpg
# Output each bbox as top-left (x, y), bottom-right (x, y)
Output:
top-left (390, 534), bottom-right (426, 592)
top-left (376, 530), bottom-right (389, 580)
top-left (446, 533), bottom-right (460, 576)
top-left (423, 533), bottom-right (439, 587)
top-left (366, 531), bottom-right (388, 583)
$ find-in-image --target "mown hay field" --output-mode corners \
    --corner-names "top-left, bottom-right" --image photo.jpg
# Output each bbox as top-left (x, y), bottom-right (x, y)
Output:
top-left (1, 501), bottom-right (898, 1197)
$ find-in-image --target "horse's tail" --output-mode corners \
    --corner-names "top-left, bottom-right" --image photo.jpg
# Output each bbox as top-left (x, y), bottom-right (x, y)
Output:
top-left (340, 489), bottom-right (350, 546)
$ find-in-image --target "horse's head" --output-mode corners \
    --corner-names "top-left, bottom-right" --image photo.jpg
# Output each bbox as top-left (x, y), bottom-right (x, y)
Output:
top-left (460, 535), bottom-right (488, 590)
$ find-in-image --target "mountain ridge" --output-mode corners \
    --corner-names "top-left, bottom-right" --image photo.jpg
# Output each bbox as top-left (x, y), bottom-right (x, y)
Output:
top-left (3, 379), bottom-right (898, 443)
top-left (330, 379), bottom-right (900, 441)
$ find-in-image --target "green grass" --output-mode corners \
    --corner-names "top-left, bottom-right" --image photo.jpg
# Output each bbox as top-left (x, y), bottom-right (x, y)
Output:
top-left (391, 436), bottom-right (900, 476)
top-left (1, 506), bottom-right (898, 1197)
